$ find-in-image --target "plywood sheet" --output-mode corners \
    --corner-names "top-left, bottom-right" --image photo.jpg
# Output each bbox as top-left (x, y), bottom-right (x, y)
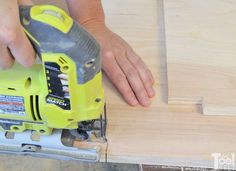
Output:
top-left (2, 0), bottom-right (236, 169)
top-left (103, 0), bottom-right (236, 167)
top-left (164, 0), bottom-right (236, 115)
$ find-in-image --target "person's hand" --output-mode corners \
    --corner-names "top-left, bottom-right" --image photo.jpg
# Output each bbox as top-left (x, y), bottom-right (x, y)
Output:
top-left (83, 22), bottom-right (155, 107)
top-left (0, 0), bottom-right (35, 69)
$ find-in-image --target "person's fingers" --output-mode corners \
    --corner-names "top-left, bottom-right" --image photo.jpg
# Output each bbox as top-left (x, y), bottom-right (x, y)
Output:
top-left (102, 51), bottom-right (139, 106)
top-left (128, 50), bottom-right (154, 84)
top-left (0, 43), bottom-right (14, 69)
top-left (0, 0), bottom-right (35, 67)
top-left (7, 28), bottom-right (36, 67)
top-left (115, 50), bottom-right (151, 106)
top-left (127, 50), bottom-right (155, 98)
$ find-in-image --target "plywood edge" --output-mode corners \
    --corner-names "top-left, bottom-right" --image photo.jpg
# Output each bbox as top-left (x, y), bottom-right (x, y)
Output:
top-left (168, 96), bottom-right (203, 105)
top-left (168, 96), bottom-right (236, 116)
top-left (107, 155), bottom-right (214, 168)
top-left (202, 104), bottom-right (236, 116)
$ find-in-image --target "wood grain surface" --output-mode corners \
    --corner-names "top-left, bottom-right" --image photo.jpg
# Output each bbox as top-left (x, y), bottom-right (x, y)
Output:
top-left (1, 0), bottom-right (236, 169)
top-left (102, 0), bottom-right (236, 167)
top-left (164, 0), bottom-right (236, 115)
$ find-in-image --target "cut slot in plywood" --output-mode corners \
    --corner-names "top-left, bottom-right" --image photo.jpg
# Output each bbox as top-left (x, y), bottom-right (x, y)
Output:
top-left (164, 0), bottom-right (236, 115)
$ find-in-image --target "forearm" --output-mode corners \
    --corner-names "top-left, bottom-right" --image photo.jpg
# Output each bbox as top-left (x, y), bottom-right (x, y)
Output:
top-left (66, 0), bottom-right (105, 26)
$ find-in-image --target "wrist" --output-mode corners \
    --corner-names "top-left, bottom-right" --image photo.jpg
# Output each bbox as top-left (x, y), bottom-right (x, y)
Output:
top-left (66, 0), bottom-right (105, 26)
top-left (81, 19), bottom-right (106, 29)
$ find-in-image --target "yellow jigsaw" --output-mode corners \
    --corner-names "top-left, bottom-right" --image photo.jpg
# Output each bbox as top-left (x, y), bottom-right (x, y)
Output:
top-left (0, 5), bottom-right (106, 161)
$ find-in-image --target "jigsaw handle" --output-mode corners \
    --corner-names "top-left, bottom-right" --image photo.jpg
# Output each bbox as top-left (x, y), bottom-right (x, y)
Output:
top-left (19, 5), bottom-right (101, 84)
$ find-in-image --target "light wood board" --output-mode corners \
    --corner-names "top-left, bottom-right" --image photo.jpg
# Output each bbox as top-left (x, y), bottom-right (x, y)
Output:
top-left (164, 0), bottom-right (236, 115)
top-left (103, 0), bottom-right (236, 167)
top-left (1, 0), bottom-right (236, 169)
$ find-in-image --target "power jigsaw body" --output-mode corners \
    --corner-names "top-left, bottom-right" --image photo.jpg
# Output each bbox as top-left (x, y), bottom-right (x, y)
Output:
top-left (0, 5), bottom-right (107, 161)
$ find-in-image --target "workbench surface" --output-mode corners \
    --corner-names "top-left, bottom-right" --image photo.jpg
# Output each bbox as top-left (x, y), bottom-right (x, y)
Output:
top-left (1, 0), bottom-right (236, 169)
